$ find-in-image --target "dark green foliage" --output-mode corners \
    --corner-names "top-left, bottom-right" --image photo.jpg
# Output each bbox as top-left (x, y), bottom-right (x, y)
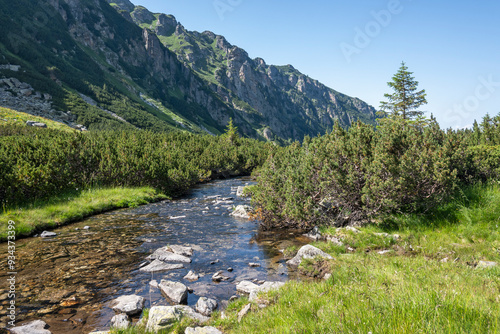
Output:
top-left (251, 113), bottom-right (500, 230)
top-left (0, 124), bottom-right (270, 208)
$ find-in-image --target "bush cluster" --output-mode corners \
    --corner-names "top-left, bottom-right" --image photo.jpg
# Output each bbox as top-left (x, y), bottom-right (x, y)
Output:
top-left (251, 114), bottom-right (500, 230)
top-left (0, 123), bottom-right (270, 208)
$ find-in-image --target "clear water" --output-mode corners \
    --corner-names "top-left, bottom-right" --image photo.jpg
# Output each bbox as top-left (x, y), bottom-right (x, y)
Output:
top-left (0, 177), bottom-right (309, 333)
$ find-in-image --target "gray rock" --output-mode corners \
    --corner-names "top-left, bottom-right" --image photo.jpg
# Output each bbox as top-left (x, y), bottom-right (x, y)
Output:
top-left (184, 270), bottom-right (199, 281)
top-left (238, 303), bottom-right (251, 322)
top-left (167, 245), bottom-right (194, 257)
top-left (212, 271), bottom-right (230, 282)
top-left (377, 250), bottom-right (392, 255)
top-left (83, 226), bottom-right (90, 230)
top-left (148, 247), bottom-right (192, 263)
top-left (286, 244), bottom-right (334, 267)
top-left (230, 205), bottom-right (252, 219)
top-left (159, 280), bottom-right (188, 304)
top-left (40, 231), bottom-right (57, 238)
top-left (149, 280), bottom-right (159, 288)
top-left (185, 326), bottom-right (223, 334)
top-left (139, 260), bottom-right (184, 273)
top-left (195, 297), bottom-right (218, 316)
top-left (111, 295), bottom-right (145, 315)
top-left (236, 186), bottom-right (247, 197)
top-left (477, 261), bottom-right (498, 269)
top-left (249, 281), bottom-right (286, 301)
top-left (248, 262), bottom-right (260, 267)
top-left (9, 320), bottom-right (52, 334)
top-left (111, 313), bottom-right (130, 329)
top-left (326, 235), bottom-right (344, 246)
top-left (236, 280), bottom-right (259, 294)
top-left (304, 226), bottom-right (322, 241)
top-left (146, 305), bottom-right (209, 333)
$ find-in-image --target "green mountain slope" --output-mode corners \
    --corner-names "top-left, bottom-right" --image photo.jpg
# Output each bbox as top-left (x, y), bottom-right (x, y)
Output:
top-left (0, 0), bottom-right (376, 140)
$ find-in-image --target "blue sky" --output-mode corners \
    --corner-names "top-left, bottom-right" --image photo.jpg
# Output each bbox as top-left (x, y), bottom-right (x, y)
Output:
top-left (133, 0), bottom-right (500, 129)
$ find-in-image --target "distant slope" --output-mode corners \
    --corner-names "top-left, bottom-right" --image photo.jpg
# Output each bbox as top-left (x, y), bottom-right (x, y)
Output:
top-left (0, 0), bottom-right (376, 140)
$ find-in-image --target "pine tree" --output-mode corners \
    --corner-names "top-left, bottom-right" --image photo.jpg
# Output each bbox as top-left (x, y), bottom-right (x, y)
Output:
top-left (379, 62), bottom-right (427, 120)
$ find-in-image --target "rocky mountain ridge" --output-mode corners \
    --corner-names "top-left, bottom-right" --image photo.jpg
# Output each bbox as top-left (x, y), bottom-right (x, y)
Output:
top-left (0, 0), bottom-right (376, 140)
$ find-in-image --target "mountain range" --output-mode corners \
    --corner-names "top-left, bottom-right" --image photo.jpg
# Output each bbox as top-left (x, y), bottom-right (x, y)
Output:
top-left (0, 0), bottom-right (376, 140)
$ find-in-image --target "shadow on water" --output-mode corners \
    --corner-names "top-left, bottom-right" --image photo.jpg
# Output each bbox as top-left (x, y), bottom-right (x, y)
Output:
top-left (0, 177), bottom-right (309, 333)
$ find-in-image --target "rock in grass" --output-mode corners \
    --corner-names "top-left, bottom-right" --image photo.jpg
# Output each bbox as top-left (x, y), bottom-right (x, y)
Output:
top-left (40, 231), bottom-right (57, 238)
top-left (195, 297), bottom-right (218, 316)
top-left (145, 305), bottom-right (209, 333)
top-left (111, 295), bottom-right (145, 315)
top-left (159, 280), bottom-right (188, 304)
top-left (237, 303), bottom-right (251, 322)
top-left (477, 261), bottom-right (498, 269)
top-left (185, 326), bottom-right (223, 334)
top-left (286, 244), bottom-right (334, 267)
top-left (139, 260), bottom-right (184, 272)
top-left (9, 320), bottom-right (52, 334)
top-left (111, 313), bottom-right (130, 329)
top-left (249, 281), bottom-right (286, 301)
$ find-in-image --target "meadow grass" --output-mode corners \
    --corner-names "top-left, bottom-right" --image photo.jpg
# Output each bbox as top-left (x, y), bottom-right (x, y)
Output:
top-left (0, 187), bottom-right (167, 241)
top-left (0, 106), bottom-right (75, 132)
top-left (210, 183), bottom-right (500, 333)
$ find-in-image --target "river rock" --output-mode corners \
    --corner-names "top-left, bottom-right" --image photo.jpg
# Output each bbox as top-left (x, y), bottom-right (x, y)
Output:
top-left (249, 281), bottom-right (286, 301)
top-left (111, 313), bottom-right (130, 329)
top-left (304, 226), bottom-right (322, 241)
top-left (236, 280), bottom-right (259, 294)
top-left (236, 186), bottom-right (247, 197)
top-left (195, 297), bottom-right (218, 316)
top-left (111, 295), bottom-right (145, 315)
top-left (40, 231), bottom-right (57, 238)
top-left (140, 259), bottom-right (184, 272)
top-left (230, 205), bottom-right (252, 219)
top-left (248, 262), bottom-right (260, 267)
top-left (286, 244), bottom-right (334, 267)
top-left (212, 271), bottom-right (230, 282)
top-left (185, 327), bottom-right (223, 334)
top-left (159, 280), bottom-right (188, 304)
top-left (9, 320), bottom-right (52, 334)
top-left (145, 305), bottom-right (209, 332)
top-left (167, 245), bottom-right (194, 257)
top-left (184, 270), bottom-right (199, 281)
top-left (148, 247), bottom-right (192, 263)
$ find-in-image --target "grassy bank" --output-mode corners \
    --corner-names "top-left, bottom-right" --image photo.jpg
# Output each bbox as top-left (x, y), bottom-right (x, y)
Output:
top-left (0, 186), bottom-right (167, 241)
top-left (212, 183), bottom-right (500, 333)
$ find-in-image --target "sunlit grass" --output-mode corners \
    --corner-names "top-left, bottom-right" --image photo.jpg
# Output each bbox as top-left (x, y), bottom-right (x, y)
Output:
top-left (0, 187), bottom-right (167, 240)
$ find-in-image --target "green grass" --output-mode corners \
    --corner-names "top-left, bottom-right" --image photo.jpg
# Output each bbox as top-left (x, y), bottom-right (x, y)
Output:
top-left (0, 106), bottom-right (75, 132)
top-left (208, 183), bottom-right (500, 333)
top-left (0, 187), bottom-right (167, 241)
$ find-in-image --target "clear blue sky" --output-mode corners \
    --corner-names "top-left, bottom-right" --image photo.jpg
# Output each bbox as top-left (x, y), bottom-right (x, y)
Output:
top-left (133, 0), bottom-right (500, 129)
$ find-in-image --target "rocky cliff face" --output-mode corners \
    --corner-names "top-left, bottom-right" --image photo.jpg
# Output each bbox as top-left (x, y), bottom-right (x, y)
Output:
top-left (124, 2), bottom-right (377, 140)
top-left (0, 0), bottom-right (376, 140)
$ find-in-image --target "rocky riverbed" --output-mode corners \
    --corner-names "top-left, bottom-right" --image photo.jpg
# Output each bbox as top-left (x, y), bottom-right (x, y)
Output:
top-left (0, 178), bottom-right (310, 333)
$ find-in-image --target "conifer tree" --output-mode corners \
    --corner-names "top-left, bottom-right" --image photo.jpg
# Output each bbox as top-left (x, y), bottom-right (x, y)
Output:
top-left (379, 62), bottom-right (427, 120)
